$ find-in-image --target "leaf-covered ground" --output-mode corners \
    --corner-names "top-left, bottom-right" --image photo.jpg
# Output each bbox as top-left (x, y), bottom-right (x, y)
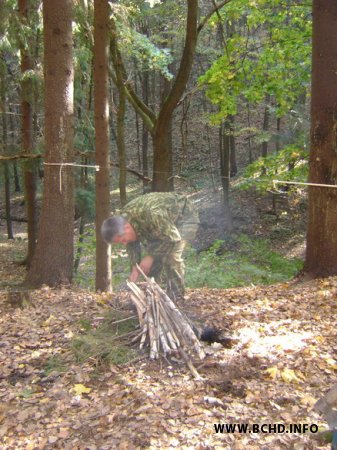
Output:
top-left (0, 234), bottom-right (336, 450)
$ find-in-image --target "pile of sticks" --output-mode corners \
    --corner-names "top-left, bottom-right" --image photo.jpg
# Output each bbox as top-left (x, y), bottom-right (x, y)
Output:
top-left (126, 271), bottom-right (205, 379)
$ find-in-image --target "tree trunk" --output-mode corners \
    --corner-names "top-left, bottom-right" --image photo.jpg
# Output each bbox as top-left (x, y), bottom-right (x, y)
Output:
top-left (304, 1), bottom-right (337, 277)
top-left (25, 0), bottom-right (74, 288)
top-left (141, 71), bottom-right (150, 192)
top-left (13, 162), bottom-right (21, 192)
top-left (152, 0), bottom-right (198, 191)
top-left (74, 216), bottom-right (85, 274)
top-left (275, 117), bottom-right (281, 153)
top-left (111, 21), bottom-right (127, 205)
top-left (229, 114), bottom-right (237, 176)
top-left (247, 103), bottom-right (253, 163)
top-left (4, 163), bottom-right (14, 240)
top-left (116, 88), bottom-right (127, 205)
top-left (261, 94), bottom-right (271, 158)
top-left (19, 0), bottom-right (38, 267)
top-left (220, 121), bottom-right (233, 230)
top-left (1, 81), bottom-right (14, 239)
top-left (94, 0), bottom-right (111, 292)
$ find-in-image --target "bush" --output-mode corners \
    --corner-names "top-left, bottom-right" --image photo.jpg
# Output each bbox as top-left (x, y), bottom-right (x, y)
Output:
top-left (185, 235), bottom-right (302, 289)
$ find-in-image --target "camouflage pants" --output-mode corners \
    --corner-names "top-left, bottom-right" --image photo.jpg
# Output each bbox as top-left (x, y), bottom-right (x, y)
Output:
top-left (148, 240), bottom-right (186, 300)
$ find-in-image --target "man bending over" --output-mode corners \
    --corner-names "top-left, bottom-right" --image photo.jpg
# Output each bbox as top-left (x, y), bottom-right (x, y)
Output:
top-left (101, 192), bottom-right (198, 300)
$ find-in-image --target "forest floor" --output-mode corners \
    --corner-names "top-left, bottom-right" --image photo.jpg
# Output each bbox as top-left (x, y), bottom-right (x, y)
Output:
top-left (0, 188), bottom-right (336, 449)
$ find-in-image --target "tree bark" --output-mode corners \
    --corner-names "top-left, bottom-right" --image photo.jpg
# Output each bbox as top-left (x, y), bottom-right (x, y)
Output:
top-left (152, 0), bottom-right (198, 191)
top-left (94, 0), bottom-right (111, 291)
top-left (25, 0), bottom-right (74, 287)
top-left (304, 1), bottom-right (337, 277)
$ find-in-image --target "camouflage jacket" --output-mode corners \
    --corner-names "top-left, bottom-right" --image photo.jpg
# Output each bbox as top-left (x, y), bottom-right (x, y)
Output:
top-left (121, 192), bottom-right (195, 265)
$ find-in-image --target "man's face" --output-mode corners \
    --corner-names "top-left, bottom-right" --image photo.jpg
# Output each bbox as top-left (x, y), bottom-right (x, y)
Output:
top-left (112, 223), bottom-right (137, 245)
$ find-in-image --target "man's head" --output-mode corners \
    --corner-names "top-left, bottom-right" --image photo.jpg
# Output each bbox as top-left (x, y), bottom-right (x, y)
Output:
top-left (101, 216), bottom-right (137, 245)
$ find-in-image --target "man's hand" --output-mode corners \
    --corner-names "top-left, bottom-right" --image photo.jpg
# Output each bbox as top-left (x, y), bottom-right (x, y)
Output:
top-left (129, 255), bottom-right (154, 282)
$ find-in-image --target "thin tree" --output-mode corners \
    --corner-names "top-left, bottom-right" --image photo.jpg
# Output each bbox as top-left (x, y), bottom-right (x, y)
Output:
top-left (25, 0), bottom-right (74, 287)
top-left (19, 0), bottom-right (38, 266)
top-left (94, 0), bottom-right (111, 291)
top-left (1, 75), bottom-right (14, 239)
top-left (304, 1), bottom-right (337, 276)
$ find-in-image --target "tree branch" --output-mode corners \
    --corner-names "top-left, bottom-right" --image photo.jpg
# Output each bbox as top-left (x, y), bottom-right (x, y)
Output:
top-left (197, 0), bottom-right (234, 35)
top-left (110, 18), bottom-right (157, 131)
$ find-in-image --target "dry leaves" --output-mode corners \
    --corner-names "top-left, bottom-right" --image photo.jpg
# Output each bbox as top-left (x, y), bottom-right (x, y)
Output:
top-left (1, 252), bottom-right (337, 448)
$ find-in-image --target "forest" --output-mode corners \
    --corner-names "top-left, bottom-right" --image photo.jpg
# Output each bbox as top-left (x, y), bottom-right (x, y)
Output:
top-left (1, 0), bottom-right (337, 448)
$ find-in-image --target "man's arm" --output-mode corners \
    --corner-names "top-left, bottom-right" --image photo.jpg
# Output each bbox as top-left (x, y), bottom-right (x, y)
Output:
top-left (129, 255), bottom-right (154, 282)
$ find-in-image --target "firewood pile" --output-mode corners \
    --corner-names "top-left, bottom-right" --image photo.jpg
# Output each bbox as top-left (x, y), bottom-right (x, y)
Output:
top-left (126, 269), bottom-right (205, 379)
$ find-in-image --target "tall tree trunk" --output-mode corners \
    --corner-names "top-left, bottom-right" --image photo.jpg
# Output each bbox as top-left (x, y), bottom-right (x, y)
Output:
top-left (111, 22), bottom-right (127, 205)
top-left (94, 0), bottom-right (111, 292)
top-left (275, 117), bottom-right (281, 153)
top-left (220, 121), bottom-right (233, 230)
top-left (261, 94), bottom-right (271, 158)
top-left (13, 162), bottom-right (21, 192)
top-left (152, 0), bottom-right (198, 191)
top-left (4, 163), bottom-right (14, 239)
top-left (19, 0), bottom-right (38, 267)
top-left (1, 79), bottom-right (14, 239)
top-left (304, 1), bottom-right (337, 277)
top-left (142, 71), bottom-right (150, 192)
top-left (247, 103), bottom-right (253, 163)
top-left (116, 89), bottom-right (127, 205)
top-left (229, 114), bottom-right (237, 176)
top-left (25, 0), bottom-right (74, 287)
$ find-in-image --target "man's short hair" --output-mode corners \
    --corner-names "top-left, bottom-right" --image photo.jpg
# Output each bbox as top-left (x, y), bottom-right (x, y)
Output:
top-left (101, 216), bottom-right (128, 243)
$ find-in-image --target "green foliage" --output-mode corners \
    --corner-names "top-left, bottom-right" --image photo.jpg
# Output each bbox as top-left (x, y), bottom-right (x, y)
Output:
top-left (43, 355), bottom-right (67, 376)
top-left (117, 22), bottom-right (174, 79)
top-left (73, 226), bottom-right (96, 288)
top-left (185, 235), bottom-right (302, 289)
top-left (239, 145), bottom-right (309, 191)
top-left (75, 188), bottom-right (96, 221)
top-left (199, 0), bottom-right (312, 122)
top-left (71, 310), bottom-right (138, 366)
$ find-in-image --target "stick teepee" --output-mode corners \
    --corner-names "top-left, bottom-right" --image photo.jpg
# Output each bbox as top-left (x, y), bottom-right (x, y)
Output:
top-left (126, 265), bottom-right (205, 379)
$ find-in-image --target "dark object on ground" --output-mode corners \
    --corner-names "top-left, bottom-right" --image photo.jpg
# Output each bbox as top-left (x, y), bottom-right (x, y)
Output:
top-left (200, 326), bottom-right (237, 348)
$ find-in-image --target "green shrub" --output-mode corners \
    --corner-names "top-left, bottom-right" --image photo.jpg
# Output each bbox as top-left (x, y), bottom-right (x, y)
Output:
top-left (71, 310), bottom-right (138, 367)
top-left (185, 234), bottom-right (302, 289)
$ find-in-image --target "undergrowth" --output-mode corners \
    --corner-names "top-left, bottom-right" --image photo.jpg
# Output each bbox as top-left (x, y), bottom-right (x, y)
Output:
top-left (70, 310), bottom-right (139, 367)
top-left (185, 235), bottom-right (303, 289)
top-left (74, 229), bottom-right (302, 290)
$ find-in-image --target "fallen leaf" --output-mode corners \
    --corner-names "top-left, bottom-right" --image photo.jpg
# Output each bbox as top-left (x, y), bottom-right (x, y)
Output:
top-left (265, 367), bottom-right (279, 380)
top-left (280, 368), bottom-right (302, 384)
top-left (71, 383), bottom-right (92, 395)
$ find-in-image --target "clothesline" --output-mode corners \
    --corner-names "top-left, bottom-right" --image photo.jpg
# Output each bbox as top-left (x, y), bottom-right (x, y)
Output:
top-left (42, 162), bottom-right (337, 191)
top-left (273, 180), bottom-right (337, 189)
